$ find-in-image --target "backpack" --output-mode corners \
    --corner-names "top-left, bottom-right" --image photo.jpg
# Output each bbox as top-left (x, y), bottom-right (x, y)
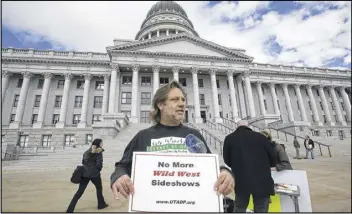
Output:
top-left (70, 165), bottom-right (84, 184)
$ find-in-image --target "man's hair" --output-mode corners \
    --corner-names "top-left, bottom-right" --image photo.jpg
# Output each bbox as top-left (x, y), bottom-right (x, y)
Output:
top-left (260, 130), bottom-right (272, 141)
top-left (237, 120), bottom-right (249, 127)
top-left (149, 80), bottom-right (186, 124)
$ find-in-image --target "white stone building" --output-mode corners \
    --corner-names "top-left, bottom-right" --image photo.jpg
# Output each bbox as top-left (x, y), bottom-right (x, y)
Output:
top-left (1, 1), bottom-right (351, 147)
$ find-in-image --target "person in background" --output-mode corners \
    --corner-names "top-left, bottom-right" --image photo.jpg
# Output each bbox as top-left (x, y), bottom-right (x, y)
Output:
top-left (66, 139), bottom-right (108, 213)
top-left (223, 120), bottom-right (277, 213)
top-left (110, 81), bottom-right (235, 202)
top-left (293, 136), bottom-right (301, 159)
top-left (260, 130), bottom-right (293, 171)
top-left (304, 135), bottom-right (315, 159)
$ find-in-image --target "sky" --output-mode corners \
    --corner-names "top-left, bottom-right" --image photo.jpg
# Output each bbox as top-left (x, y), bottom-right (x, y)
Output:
top-left (2, 1), bottom-right (351, 70)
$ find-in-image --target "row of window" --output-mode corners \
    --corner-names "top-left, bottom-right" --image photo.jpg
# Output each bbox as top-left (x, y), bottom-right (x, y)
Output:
top-left (15, 134), bottom-right (93, 147)
top-left (15, 76), bottom-right (232, 91)
top-left (9, 113), bottom-right (102, 125)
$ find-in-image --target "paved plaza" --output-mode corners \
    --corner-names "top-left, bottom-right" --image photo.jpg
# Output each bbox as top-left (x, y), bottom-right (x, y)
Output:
top-left (1, 155), bottom-right (351, 213)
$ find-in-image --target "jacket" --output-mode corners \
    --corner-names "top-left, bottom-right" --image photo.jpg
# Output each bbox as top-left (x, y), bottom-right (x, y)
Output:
top-left (272, 141), bottom-right (293, 171)
top-left (223, 126), bottom-right (277, 196)
top-left (82, 145), bottom-right (104, 178)
top-left (293, 139), bottom-right (300, 148)
top-left (304, 139), bottom-right (315, 149)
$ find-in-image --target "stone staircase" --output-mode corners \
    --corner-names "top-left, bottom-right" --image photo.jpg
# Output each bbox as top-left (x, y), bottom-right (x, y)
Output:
top-left (2, 123), bottom-right (153, 173)
top-left (195, 122), bottom-right (351, 160)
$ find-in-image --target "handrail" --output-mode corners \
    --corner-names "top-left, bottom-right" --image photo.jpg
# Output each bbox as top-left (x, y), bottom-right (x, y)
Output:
top-left (217, 123), bottom-right (235, 135)
top-left (222, 117), bottom-right (237, 128)
top-left (200, 128), bottom-right (223, 154)
top-left (205, 120), bottom-right (217, 130)
top-left (249, 123), bottom-right (332, 157)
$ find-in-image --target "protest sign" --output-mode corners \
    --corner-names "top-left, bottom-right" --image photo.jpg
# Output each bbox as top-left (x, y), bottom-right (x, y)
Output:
top-left (128, 152), bottom-right (224, 212)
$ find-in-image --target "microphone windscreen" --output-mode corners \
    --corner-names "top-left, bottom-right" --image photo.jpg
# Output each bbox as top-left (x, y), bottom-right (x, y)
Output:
top-left (184, 134), bottom-right (207, 154)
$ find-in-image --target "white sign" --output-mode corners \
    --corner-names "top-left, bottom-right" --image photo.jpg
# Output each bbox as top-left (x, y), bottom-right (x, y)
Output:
top-left (271, 170), bottom-right (312, 212)
top-left (128, 152), bottom-right (224, 212)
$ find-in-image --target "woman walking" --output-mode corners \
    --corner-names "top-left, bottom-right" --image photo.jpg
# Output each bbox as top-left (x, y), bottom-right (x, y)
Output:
top-left (66, 139), bottom-right (108, 213)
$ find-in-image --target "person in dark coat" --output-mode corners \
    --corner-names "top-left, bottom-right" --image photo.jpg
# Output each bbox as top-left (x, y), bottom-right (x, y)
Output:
top-left (66, 139), bottom-right (108, 213)
top-left (223, 120), bottom-right (277, 213)
top-left (304, 135), bottom-right (315, 159)
top-left (260, 130), bottom-right (293, 171)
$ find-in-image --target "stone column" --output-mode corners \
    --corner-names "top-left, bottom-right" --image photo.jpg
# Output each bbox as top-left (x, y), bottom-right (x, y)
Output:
top-left (318, 85), bottom-right (333, 125)
top-left (56, 73), bottom-right (72, 128)
top-left (33, 73), bottom-right (53, 128)
top-left (227, 70), bottom-right (239, 120)
top-left (10, 71), bottom-right (32, 129)
top-left (2, 70), bottom-right (12, 102)
top-left (148, 33), bottom-right (151, 39)
top-left (153, 65), bottom-right (160, 96)
top-left (243, 71), bottom-right (256, 118)
top-left (130, 64), bottom-right (140, 123)
top-left (294, 84), bottom-right (308, 122)
top-left (306, 84), bottom-right (321, 124)
top-left (78, 74), bottom-right (92, 128)
top-left (172, 66), bottom-right (179, 82)
top-left (166, 29), bottom-right (169, 36)
top-left (176, 30), bottom-right (179, 34)
top-left (340, 87), bottom-right (351, 122)
top-left (102, 73), bottom-right (110, 114)
top-left (329, 86), bottom-right (346, 125)
top-left (269, 83), bottom-right (280, 115)
top-left (256, 81), bottom-right (266, 115)
top-left (282, 84), bottom-right (295, 122)
top-left (236, 77), bottom-right (247, 118)
top-left (191, 67), bottom-right (202, 123)
top-left (209, 68), bottom-right (222, 123)
top-left (157, 30), bottom-right (160, 37)
top-left (109, 64), bottom-right (119, 113)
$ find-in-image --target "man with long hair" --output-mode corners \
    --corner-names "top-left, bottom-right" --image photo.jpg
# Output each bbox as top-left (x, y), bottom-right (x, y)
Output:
top-left (110, 81), bottom-right (234, 202)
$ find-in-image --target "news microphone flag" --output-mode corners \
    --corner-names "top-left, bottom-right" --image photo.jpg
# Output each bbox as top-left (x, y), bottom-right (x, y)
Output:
top-left (184, 134), bottom-right (208, 154)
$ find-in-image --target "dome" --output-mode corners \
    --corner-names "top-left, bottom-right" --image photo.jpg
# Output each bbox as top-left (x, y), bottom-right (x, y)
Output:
top-left (135, 1), bottom-right (199, 40)
top-left (147, 1), bottom-right (188, 18)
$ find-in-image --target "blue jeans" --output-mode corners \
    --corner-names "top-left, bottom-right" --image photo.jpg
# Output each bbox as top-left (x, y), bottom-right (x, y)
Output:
top-left (305, 149), bottom-right (314, 159)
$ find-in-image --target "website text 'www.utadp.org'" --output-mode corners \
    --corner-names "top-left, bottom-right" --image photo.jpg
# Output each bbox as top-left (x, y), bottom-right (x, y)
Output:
top-left (156, 200), bottom-right (196, 205)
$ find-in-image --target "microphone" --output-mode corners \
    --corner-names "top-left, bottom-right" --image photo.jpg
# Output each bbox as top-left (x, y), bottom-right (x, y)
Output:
top-left (184, 134), bottom-right (208, 154)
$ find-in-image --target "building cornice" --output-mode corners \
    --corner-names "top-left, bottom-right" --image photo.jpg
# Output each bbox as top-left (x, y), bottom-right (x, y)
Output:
top-left (110, 50), bottom-right (251, 63)
top-left (2, 57), bottom-right (110, 66)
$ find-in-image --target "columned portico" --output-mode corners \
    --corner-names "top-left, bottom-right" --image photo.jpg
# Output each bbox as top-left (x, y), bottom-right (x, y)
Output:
top-left (78, 74), bottom-right (92, 128)
top-left (130, 64), bottom-right (140, 123)
top-left (153, 65), bottom-right (160, 96)
top-left (256, 81), bottom-right (266, 115)
top-left (172, 66), bottom-right (179, 82)
top-left (2, 70), bottom-right (11, 102)
top-left (56, 73), bottom-right (72, 128)
top-left (227, 70), bottom-right (239, 121)
top-left (102, 73), bottom-right (110, 114)
top-left (243, 72), bottom-right (256, 118)
top-left (329, 86), bottom-right (346, 126)
top-left (282, 84), bottom-right (294, 122)
top-left (10, 71), bottom-right (32, 129)
top-left (191, 67), bottom-right (202, 123)
top-left (340, 87), bottom-right (351, 122)
top-left (33, 73), bottom-right (53, 129)
top-left (318, 85), bottom-right (334, 126)
top-left (209, 68), bottom-right (222, 123)
top-left (294, 84), bottom-right (308, 122)
top-left (269, 83), bottom-right (280, 115)
top-left (306, 84), bottom-right (322, 125)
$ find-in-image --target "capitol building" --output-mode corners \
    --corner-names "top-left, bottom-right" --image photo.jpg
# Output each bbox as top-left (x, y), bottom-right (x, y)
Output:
top-left (1, 1), bottom-right (351, 147)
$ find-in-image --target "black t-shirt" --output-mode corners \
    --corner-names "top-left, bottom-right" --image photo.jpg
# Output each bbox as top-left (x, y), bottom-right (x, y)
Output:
top-left (110, 123), bottom-right (229, 186)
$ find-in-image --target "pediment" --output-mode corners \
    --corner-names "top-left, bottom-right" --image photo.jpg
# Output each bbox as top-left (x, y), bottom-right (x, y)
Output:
top-left (133, 40), bottom-right (231, 57)
top-left (108, 34), bottom-right (253, 60)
